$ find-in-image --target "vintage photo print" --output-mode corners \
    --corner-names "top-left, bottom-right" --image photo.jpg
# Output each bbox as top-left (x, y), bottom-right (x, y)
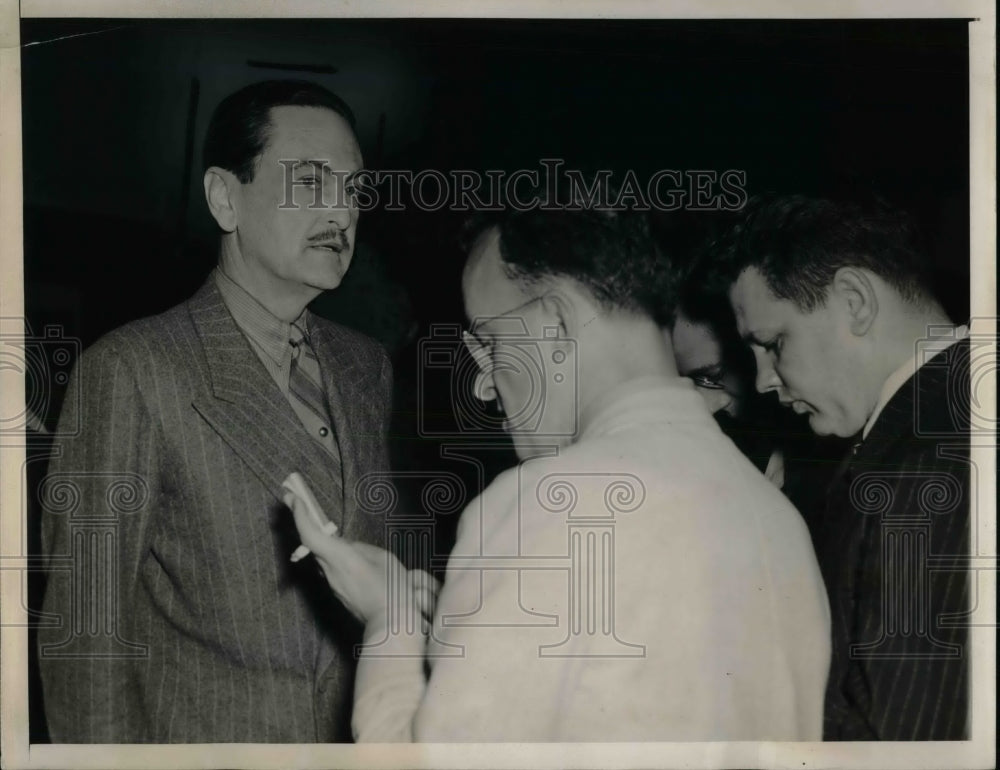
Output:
top-left (1, 1), bottom-right (995, 768)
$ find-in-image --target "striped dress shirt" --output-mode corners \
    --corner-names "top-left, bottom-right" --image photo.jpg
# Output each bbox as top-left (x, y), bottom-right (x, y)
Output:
top-left (214, 268), bottom-right (341, 460)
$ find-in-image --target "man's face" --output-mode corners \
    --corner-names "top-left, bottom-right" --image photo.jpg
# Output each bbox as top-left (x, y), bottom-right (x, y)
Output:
top-left (669, 313), bottom-right (745, 418)
top-left (461, 228), bottom-right (577, 460)
top-left (729, 266), bottom-right (870, 437)
top-left (232, 105), bottom-right (362, 295)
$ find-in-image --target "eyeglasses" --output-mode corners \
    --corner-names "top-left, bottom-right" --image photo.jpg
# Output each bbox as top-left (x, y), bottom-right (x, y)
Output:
top-left (686, 367), bottom-right (729, 391)
top-left (462, 294), bottom-right (545, 366)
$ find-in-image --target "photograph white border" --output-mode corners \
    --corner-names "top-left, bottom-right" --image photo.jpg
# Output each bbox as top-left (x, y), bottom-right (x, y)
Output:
top-left (1, 2), bottom-right (994, 768)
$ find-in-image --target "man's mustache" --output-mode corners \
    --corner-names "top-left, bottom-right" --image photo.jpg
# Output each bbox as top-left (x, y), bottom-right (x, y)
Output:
top-left (307, 230), bottom-right (350, 250)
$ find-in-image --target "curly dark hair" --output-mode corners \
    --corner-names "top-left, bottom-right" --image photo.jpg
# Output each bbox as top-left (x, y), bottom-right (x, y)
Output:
top-left (704, 194), bottom-right (934, 311)
top-left (202, 79), bottom-right (356, 184)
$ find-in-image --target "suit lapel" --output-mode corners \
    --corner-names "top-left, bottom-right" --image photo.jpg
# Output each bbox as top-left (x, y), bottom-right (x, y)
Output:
top-left (840, 338), bottom-right (969, 480)
top-left (822, 338), bottom-right (970, 630)
top-left (303, 318), bottom-right (387, 685)
top-left (309, 320), bottom-right (376, 529)
top-left (186, 279), bottom-right (346, 525)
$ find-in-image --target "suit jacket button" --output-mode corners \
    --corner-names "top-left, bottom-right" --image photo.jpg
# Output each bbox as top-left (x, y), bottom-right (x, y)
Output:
top-left (319, 426), bottom-right (329, 437)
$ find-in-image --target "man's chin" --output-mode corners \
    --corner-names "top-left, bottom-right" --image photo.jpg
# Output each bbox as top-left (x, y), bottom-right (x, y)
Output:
top-left (315, 276), bottom-right (345, 292)
top-left (807, 412), bottom-right (859, 439)
top-left (306, 250), bottom-right (352, 288)
top-left (308, 266), bottom-right (350, 292)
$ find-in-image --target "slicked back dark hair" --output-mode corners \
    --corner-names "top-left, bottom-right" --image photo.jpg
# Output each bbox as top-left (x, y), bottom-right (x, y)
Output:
top-left (461, 189), bottom-right (672, 319)
top-left (202, 79), bottom-right (356, 184)
top-left (649, 209), bottom-right (741, 331)
top-left (649, 210), bottom-right (755, 379)
top-left (706, 194), bottom-right (934, 311)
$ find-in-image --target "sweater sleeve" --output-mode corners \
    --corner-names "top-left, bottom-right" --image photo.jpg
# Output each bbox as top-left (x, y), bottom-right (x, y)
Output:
top-left (350, 602), bottom-right (428, 741)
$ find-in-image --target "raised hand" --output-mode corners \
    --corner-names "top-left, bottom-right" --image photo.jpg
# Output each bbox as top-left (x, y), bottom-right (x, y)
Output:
top-left (283, 473), bottom-right (436, 631)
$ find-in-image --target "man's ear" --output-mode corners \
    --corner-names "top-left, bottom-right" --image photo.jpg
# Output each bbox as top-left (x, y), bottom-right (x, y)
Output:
top-left (539, 288), bottom-right (576, 341)
top-left (203, 167), bottom-right (239, 233)
top-left (832, 266), bottom-right (878, 336)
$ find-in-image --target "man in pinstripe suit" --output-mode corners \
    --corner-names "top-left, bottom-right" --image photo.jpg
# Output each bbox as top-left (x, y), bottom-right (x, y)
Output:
top-left (716, 195), bottom-right (970, 740)
top-left (39, 80), bottom-right (392, 742)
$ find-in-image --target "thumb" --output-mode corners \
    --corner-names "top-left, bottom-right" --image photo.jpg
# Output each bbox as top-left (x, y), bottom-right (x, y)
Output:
top-left (284, 489), bottom-right (328, 554)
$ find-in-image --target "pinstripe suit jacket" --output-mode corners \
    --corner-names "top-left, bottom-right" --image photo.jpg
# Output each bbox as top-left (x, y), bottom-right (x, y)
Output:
top-left (817, 338), bottom-right (970, 740)
top-left (39, 277), bottom-right (392, 743)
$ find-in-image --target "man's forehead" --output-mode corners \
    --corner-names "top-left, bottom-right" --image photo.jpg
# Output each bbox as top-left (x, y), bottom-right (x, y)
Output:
top-left (671, 316), bottom-right (723, 371)
top-left (265, 105), bottom-right (362, 169)
top-left (462, 229), bottom-right (525, 321)
top-left (730, 267), bottom-right (780, 328)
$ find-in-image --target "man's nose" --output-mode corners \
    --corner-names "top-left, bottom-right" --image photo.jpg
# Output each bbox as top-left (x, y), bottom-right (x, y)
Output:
top-left (326, 204), bottom-right (353, 230)
top-left (753, 350), bottom-right (782, 394)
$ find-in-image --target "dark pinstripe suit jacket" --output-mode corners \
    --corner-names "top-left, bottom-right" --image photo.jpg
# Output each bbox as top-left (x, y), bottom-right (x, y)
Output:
top-left (39, 277), bottom-right (392, 743)
top-left (817, 338), bottom-right (970, 740)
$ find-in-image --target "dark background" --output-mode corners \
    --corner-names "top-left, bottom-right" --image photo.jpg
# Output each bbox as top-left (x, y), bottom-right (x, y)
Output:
top-left (21, 17), bottom-right (972, 742)
top-left (22, 18), bottom-right (971, 350)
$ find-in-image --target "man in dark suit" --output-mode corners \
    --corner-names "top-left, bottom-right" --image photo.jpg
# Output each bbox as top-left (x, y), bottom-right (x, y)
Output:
top-left (710, 195), bottom-right (970, 740)
top-left (661, 253), bottom-right (848, 529)
top-left (38, 80), bottom-right (391, 742)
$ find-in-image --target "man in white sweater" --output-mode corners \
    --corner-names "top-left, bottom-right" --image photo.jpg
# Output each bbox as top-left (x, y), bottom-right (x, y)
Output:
top-left (287, 200), bottom-right (831, 741)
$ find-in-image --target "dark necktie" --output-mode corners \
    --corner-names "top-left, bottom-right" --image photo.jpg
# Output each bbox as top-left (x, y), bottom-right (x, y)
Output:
top-left (289, 323), bottom-right (341, 463)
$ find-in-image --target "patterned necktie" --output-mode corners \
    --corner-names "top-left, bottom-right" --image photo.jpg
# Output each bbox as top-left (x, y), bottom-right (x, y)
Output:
top-left (289, 323), bottom-right (341, 463)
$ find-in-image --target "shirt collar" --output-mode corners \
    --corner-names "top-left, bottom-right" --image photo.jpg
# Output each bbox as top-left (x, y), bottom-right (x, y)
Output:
top-left (579, 374), bottom-right (711, 441)
top-left (213, 267), bottom-right (309, 368)
top-left (862, 324), bottom-right (969, 440)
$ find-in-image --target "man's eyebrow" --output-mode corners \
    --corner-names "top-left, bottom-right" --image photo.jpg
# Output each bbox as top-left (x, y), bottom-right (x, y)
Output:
top-left (685, 364), bottom-right (723, 378)
top-left (290, 160), bottom-right (326, 171)
top-left (291, 160), bottom-right (360, 178)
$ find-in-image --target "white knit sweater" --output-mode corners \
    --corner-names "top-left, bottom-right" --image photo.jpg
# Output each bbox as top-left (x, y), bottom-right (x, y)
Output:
top-left (352, 376), bottom-right (831, 742)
